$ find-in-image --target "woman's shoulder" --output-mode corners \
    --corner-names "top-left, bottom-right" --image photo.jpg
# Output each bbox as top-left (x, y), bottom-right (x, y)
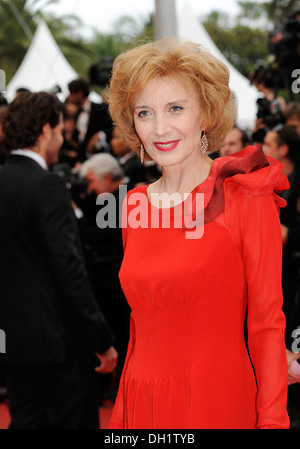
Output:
top-left (214, 145), bottom-right (289, 203)
top-left (202, 145), bottom-right (289, 225)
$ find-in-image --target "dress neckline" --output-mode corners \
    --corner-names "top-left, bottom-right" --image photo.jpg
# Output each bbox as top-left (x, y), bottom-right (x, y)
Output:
top-left (138, 145), bottom-right (274, 225)
top-left (145, 158), bottom-right (217, 211)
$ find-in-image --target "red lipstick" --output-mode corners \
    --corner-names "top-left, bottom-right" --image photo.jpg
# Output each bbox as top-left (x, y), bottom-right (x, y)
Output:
top-left (153, 140), bottom-right (180, 152)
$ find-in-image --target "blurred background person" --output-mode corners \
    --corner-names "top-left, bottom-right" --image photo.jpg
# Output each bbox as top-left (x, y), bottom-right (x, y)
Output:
top-left (58, 106), bottom-right (80, 168)
top-left (0, 97), bottom-right (7, 399)
top-left (263, 126), bottom-right (300, 316)
top-left (110, 126), bottom-right (147, 188)
top-left (284, 104), bottom-right (300, 136)
top-left (250, 63), bottom-right (287, 144)
top-left (219, 126), bottom-right (250, 157)
top-left (74, 154), bottom-right (131, 400)
top-left (67, 77), bottom-right (113, 160)
top-left (0, 97), bottom-right (8, 166)
top-left (263, 125), bottom-right (300, 428)
top-left (14, 87), bottom-right (30, 98)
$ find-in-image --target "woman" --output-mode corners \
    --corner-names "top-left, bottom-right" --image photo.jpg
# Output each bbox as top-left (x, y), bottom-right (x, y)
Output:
top-left (107, 38), bottom-right (290, 429)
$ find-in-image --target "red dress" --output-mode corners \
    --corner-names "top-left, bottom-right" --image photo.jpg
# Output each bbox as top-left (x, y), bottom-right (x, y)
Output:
top-left (109, 145), bottom-right (290, 429)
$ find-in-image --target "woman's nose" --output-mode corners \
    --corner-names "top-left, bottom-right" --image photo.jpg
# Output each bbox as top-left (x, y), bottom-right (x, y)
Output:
top-left (153, 115), bottom-right (171, 136)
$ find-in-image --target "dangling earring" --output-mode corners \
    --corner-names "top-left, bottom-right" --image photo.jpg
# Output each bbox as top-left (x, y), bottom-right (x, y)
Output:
top-left (140, 144), bottom-right (144, 163)
top-left (199, 131), bottom-right (208, 155)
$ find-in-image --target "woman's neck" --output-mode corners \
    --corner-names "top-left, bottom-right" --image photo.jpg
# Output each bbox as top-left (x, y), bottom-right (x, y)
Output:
top-left (157, 154), bottom-right (213, 195)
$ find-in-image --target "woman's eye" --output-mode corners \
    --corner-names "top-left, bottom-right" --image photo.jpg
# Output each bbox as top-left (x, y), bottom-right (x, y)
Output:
top-left (138, 110), bottom-right (150, 118)
top-left (170, 106), bottom-right (182, 112)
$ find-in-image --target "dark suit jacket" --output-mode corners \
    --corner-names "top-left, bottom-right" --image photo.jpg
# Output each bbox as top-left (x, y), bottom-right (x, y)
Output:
top-left (0, 155), bottom-right (114, 364)
top-left (119, 153), bottom-right (147, 189)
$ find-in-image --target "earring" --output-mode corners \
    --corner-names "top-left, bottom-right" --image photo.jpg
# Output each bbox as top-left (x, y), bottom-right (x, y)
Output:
top-left (140, 144), bottom-right (144, 163)
top-left (199, 131), bottom-right (208, 155)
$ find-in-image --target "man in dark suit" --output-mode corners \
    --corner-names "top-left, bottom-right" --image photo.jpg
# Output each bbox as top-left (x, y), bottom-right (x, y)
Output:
top-left (110, 126), bottom-right (148, 189)
top-left (67, 78), bottom-right (113, 159)
top-left (0, 92), bottom-right (118, 429)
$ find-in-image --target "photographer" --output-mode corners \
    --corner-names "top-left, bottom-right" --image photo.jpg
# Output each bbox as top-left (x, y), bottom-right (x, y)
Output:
top-left (250, 63), bottom-right (287, 143)
top-left (251, 9), bottom-right (300, 145)
top-left (263, 126), bottom-right (300, 318)
top-left (67, 78), bottom-right (113, 160)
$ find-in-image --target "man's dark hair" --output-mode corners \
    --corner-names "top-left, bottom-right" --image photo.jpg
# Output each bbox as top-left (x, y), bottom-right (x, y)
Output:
top-left (276, 126), bottom-right (300, 164)
top-left (0, 95), bottom-right (8, 106)
top-left (284, 103), bottom-right (300, 122)
top-left (16, 87), bottom-right (30, 95)
top-left (233, 125), bottom-right (250, 147)
top-left (1, 91), bottom-right (63, 152)
top-left (68, 78), bottom-right (90, 98)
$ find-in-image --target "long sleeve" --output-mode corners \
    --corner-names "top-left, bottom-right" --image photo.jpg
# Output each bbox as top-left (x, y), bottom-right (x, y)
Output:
top-left (241, 192), bottom-right (289, 428)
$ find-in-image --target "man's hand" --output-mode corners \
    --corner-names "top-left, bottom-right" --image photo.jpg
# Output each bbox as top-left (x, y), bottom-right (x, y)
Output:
top-left (95, 346), bottom-right (118, 374)
top-left (287, 349), bottom-right (300, 385)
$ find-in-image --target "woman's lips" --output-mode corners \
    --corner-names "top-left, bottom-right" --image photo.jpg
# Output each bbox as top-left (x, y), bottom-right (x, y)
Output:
top-left (153, 140), bottom-right (180, 152)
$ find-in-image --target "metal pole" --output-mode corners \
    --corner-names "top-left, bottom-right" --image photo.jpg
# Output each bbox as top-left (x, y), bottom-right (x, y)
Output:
top-left (5, 0), bottom-right (33, 40)
top-left (154, 0), bottom-right (178, 39)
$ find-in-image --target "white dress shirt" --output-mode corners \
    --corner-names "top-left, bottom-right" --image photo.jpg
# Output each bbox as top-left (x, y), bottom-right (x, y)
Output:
top-left (11, 149), bottom-right (48, 170)
top-left (77, 99), bottom-right (91, 142)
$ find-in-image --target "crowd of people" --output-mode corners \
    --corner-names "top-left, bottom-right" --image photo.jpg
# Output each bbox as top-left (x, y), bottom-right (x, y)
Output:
top-left (0, 35), bottom-right (299, 429)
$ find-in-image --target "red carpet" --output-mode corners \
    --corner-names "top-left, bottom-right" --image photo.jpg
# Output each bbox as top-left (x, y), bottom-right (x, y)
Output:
top-left (0, 399), bottom-right (113, 429)
top-left (0, 400), bottom-right (10, 429)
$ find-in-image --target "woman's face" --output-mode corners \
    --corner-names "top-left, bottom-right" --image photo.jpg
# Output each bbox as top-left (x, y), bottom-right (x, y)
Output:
top-left (133, 77), bottom-right (204, 168)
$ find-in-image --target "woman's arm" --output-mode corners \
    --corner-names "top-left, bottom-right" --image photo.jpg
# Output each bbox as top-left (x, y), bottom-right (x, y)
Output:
top-left (242, 193), bottom-right (289, 429)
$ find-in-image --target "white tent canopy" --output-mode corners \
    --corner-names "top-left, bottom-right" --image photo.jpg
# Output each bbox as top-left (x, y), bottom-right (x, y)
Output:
top-left (6, 6), bottom-right (258, 127)
top-left (178, 3), bottom-right (259, 129)
top-left (6, 21), bottom-right (78, 102)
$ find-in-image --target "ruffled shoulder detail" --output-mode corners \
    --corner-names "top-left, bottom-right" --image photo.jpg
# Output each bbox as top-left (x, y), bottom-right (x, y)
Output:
top-left (225, 145), bottom-right (289, 203)
top-left (195, 145), bottom-right (289, 225)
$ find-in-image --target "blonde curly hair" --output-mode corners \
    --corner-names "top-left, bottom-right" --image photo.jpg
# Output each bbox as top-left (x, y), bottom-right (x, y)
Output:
top-left (107, 38), bottom-right (236, 160)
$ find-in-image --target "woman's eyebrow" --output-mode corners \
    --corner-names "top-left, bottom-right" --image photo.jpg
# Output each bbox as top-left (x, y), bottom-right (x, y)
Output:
top-left (135, 99), bottom-right (188, 109)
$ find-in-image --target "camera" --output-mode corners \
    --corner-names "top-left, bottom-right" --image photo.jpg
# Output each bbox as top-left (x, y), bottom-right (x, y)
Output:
top-left (256, 97), bottom-right (284, 129)
top-left (89, 57), bottom-right (114, 88)
top-left (51, 163), bottom-right (88, 199)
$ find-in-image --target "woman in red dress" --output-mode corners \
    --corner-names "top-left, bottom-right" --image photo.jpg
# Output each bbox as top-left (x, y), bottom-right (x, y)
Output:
top-left (107, 38), bottom-right (290, 429)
